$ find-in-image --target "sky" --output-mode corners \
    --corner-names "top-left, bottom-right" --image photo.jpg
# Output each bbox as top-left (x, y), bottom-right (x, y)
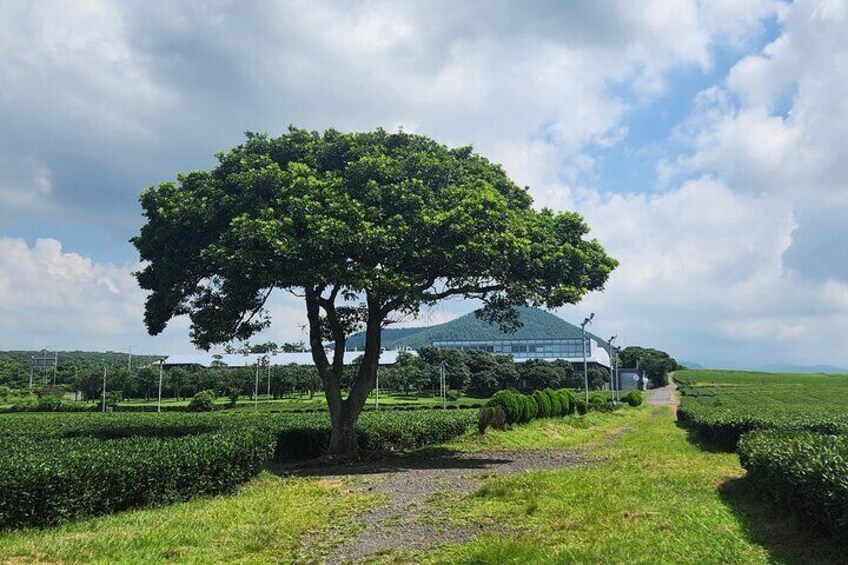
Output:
top-left (1, 0), bottom-right (847, 369)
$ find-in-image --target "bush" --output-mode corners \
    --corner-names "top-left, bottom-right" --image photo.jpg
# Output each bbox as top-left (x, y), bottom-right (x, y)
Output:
top-left (624, 391), bottom-right (644, 407)
top-left (574, 398), bottom-right (589, 415)
top-left (188, 390), bottom-right (216, 412)
top-left (0, 408), bottom-right (478, 529)
top-left (532, 390), bottom-right (551, 418)
top-left (557, 390), bottom-right (573, 415)
top-left (0, 428), bottom-right (275, 529)
top-left (227, 389), bottom-right (240, 407)
top-left (739, 430), bottom-right (848, 535)
top-left (521, 394), bottom-right (537, 423)
top-left (488, 390), bottom-right (522, 425)
top-left (446, 390), bottom-right (461, 402)
top-left (37, 395), bottom-right (64, 412)
top-left (588, 393), bottom-right (609, 412)
top-left (544, 388), bottom-right (562, 416)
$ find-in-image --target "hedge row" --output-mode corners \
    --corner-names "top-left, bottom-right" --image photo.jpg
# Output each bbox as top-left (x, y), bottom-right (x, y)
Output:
top-left (0, 428), bottom-right (275, 529)
top-left (738, 430), bottom-right (848, 534)
top-left (0, 409), bottom-right (477, 529)
top-left (482, 388), bottom-right (611, 430)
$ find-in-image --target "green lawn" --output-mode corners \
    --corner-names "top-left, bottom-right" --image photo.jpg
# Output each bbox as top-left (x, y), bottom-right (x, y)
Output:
top-left (409, 406), bottom-right (844, 565)
top-left (0, 474), bottom-right (375, 564)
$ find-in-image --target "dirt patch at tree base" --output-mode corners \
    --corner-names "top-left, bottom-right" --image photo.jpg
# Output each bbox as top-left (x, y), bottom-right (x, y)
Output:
top-left (273, 448), bottom-right (588, 564)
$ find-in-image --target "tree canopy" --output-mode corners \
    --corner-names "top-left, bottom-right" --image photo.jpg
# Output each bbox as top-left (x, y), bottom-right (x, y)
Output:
top-left (133, 127), bottom-right (617, 455)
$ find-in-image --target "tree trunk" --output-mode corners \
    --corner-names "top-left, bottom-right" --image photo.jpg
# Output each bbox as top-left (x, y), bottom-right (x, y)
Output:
top-left (327, 402), bottom-right (359, 456)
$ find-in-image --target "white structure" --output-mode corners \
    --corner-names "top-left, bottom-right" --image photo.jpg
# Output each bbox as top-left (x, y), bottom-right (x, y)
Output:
top-left (161, 350), bottom-right (412, 368)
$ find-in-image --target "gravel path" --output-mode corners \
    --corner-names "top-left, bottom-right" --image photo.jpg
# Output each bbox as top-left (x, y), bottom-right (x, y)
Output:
top-left (646, 380), bottom-right (679, 417)
top-left (273, 448), bottom-right (589, 564)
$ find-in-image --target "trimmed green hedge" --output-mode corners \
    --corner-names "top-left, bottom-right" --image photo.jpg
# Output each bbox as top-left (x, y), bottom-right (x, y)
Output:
top-left (738, 430), bottom-right (848, 535)
top-left (532, 390), bottom-right (551, 418)
top-left (624, 391), bottom-right (644, 407)
top-left (0, 408), bottom-right (477, 530)
top-left (0, 428), bottom-right (274, 529)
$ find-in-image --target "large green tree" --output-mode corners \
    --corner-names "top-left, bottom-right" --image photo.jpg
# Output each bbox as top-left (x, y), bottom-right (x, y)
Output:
top-left (133, 127), bottom-right (617, 456)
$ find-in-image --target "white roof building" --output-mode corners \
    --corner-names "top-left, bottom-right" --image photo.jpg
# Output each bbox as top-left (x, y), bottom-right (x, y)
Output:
top-left (161, 350), bottom-right (412, 368)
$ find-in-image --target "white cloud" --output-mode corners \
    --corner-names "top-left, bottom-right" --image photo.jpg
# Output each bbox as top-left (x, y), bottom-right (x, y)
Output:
top-left (5, 0), bottom-right (848, 369)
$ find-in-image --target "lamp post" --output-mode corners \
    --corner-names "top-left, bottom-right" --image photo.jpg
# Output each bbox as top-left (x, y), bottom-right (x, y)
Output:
top-left (608, 335), bottom-right (617, 404)
top-left (581, 313), bottom-right (594, 402)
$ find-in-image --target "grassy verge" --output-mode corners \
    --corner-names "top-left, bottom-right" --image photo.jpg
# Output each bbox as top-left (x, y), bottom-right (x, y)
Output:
top-left (0, 473), bottom-right (374, 564)
top-left (442, 408), bottom-right (643, 452)
top-left (404, 406), bottom-right (844, 564)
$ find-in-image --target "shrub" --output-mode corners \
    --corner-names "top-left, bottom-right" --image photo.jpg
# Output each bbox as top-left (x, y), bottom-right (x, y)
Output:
top-left (227, 389), bottom-right (240, 407)
top-left (557, 391), bottom-right (572, 415)
top-left (589, 393), bottom-right (609, 412)
top-left (544, 388), bottom-right (562, 416)
top-left (574, 398), bottom-right (589, 415)
top-left (490, 405), bottom-right (507, 430)
top-left (446, 390), bottom-right (461, 402)
top-left (559, 389), bottom-right (577, 415)
top-left (521, 394), bottom-right (537, 423)
top-left (532, 390), bottom-right (551, 418)
top-left (188, 390), bottom-right (216, 412)
top-left (478, 405), bottom-right (494, 433)
top-left (488, 390), bottom-right (522, 425)
top-left (739, 430), bottom-right (848, 535)
top-left (625, 391), bottom-right (644, 407)
top-left (0, 428), bottom-right (275, 529)
top-left (0, 408), bottom-right (478, 529)
top-left (38, 395), bottom-right (64, 412)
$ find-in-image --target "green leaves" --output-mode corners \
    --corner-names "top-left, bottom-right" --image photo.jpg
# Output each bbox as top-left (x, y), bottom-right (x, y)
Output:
top-left (739, 430), bottom-right (848, 534)
top-left (133, 127), bottom-right (616, 349)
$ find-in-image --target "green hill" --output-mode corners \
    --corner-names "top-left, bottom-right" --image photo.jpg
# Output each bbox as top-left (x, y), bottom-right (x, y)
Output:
top-left (346, 307), bottom-right (609, 351)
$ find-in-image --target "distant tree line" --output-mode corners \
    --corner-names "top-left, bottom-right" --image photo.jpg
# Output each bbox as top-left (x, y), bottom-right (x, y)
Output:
top-left (618, 346), bottom-right (682, 388)
top-left (2, 342), bottom-right (681, 402)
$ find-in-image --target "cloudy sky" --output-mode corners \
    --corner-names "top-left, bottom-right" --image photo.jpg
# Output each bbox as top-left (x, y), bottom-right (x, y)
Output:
top-left (1, 0), bottom-right (847, 368)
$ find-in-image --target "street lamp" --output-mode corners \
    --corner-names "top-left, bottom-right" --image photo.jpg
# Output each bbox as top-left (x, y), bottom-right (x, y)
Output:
top-left (581, 313), bottom-right (594, 402)
top-left (608, 335), bottom-right (617, 404)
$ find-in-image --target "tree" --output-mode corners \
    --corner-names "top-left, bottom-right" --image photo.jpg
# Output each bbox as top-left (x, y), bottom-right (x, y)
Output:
top-left (619, 346), bottom-right (680, 388)
top-left (518, 359), bottom-right (561, 391)
top-left (587, 366), bottom-right (609, 390)
top-left (417, 347), bottom-right (472, 391)
top-left (133, 127), bottom-right (617, 456)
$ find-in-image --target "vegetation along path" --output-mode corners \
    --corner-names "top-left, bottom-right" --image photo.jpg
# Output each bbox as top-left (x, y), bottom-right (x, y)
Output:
top-left (2, 399), bottom-right (843, 564)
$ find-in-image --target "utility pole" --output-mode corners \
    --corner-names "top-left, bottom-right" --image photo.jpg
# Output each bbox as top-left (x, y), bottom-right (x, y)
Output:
top-left (127, 345), bottom-right (138, 371)
top-left (254, 360), bottom-right (259, 409)
top-left (29, 357), bottom-right (34, 390)
top-left (608, 335), bottom-right (617, 404)
top-left (102, 361), bottom-right (107, 413)
top-left (157, 359), bottom-right (164, 413)
top-left (440, 361), bottom-right (447, 409)
top-left (581, 313), bottom-right (594, 402)
top-left (53, 350), bottom-right (58, 385)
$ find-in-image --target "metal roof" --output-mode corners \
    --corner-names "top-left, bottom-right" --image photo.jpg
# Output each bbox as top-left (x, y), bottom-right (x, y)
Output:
top-left (161, 350), bottom-right (412, 368)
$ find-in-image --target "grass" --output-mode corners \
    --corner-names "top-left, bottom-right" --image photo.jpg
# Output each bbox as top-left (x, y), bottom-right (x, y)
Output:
top-left (0, 474), bottom-right (375, 564)
top-left (397, 406), bottom-right (844, 564)
top-left (442, 408), bottom-right (642, 452)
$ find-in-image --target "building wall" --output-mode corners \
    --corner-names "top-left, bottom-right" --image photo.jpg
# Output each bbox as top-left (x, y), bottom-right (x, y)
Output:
top-left (432, 338), bottom-right (596, 361)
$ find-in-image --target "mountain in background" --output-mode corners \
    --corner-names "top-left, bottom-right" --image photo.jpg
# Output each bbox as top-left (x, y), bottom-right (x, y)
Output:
top-left (680, 360), bottom-right (706, 370)
top-left (346, 306), bottom-right (611, 351)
